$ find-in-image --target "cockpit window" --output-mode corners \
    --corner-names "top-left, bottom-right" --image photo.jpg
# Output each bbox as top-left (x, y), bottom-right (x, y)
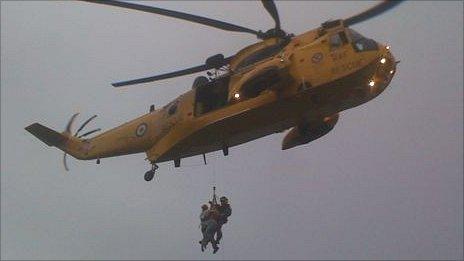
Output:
top-left (329, 32), bottom-right (348, 50)
top-left (168, 103), bottom-right (177, 115)
top-left (350, 30), bottom-right (363, 42)
top-left (349, 29), bottom-right (378, 52)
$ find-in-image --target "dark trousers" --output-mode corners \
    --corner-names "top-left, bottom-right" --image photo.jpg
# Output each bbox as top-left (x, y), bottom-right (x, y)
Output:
top-left (202, 220), bottom-right (218, 250)
top-left (215, 222), bottom-right (225, 242)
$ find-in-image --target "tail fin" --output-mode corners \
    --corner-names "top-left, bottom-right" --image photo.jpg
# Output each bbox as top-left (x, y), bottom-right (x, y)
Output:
top-left (26, 122), bottom-right (93, 170)
top-left (25, 123), bottom-right (67, 147)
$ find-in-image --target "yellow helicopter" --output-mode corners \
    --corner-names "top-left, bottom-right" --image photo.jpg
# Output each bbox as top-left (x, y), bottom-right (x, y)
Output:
top-left (26, 0), bottom-right (401, 181)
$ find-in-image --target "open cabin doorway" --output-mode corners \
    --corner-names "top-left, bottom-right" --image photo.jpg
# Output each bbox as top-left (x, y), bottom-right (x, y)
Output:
top-left (194, 76), bottom-right (230, 116)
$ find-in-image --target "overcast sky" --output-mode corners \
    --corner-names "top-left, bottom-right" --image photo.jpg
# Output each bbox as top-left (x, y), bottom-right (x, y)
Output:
top-left (1, 1), bottom-right (463, 260)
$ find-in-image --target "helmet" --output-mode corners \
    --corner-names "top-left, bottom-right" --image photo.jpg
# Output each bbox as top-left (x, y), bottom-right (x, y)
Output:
top-left (220, 196), bottom-right (228, 203)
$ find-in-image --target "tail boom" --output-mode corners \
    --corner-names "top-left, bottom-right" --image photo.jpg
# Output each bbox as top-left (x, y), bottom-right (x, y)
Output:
top-left (26, 113), bottom-right (155, 161)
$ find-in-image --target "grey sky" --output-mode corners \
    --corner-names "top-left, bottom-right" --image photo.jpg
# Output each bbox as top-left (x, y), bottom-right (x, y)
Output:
top-left (1, 1), bottom-right (463, 260)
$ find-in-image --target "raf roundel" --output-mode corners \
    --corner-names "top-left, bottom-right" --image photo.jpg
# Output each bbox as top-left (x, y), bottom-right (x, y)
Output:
top-left (311, 52), bottom-right (323, 63)
top-left (136, 123), bottom-right (148, 137)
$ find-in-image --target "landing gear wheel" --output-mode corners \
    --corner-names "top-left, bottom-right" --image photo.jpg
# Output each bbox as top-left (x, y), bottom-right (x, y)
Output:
top-left (144, 170), bottom-right (155, 182)
top-left (144, 163), bottom-right (159, 182)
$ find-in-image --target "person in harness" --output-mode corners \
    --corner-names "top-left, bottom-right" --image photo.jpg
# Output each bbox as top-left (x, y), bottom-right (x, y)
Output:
top-left (215, 196), bottom-right (232, 245)
top-left (199, 204), bottom-right (209, 241)
top-left (199, 187), bottom-right (221, 253)
top-left (199, 203), bottom-right (220, 253)
top-left (199, 187), bottom-right (232, 253)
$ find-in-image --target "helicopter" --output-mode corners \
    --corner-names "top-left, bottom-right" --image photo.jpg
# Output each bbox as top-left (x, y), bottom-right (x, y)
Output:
top-left (26, 0), bottom-right (402, 181)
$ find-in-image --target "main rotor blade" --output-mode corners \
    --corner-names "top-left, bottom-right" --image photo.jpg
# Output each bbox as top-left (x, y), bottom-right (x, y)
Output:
top-left (82, 0), bottom-right (260, 37)
top-left (112, 56), bottom-right (233, 87)
top-left (261, 0), bottom-right (281, 30)
top-left (112, 64), bottom-right (207, 87)
top-left (344, 0), bottom-right (403, 27)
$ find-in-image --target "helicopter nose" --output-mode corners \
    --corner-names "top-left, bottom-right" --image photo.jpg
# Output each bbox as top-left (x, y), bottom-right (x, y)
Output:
top-left (379, 50), bottom-right (396, 79)
top-left (377, 45), bottom-right (397, 80)
top-left (365, 44), bottom-right (397, 96)
top-left (383, 45), bottom-right (397, 76)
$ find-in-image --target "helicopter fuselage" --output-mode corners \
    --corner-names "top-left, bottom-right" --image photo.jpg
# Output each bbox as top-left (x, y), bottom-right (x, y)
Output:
top-left (60, 25), bottom-right (396, 165)
top-left (26, 24), bottom-right (397, 168)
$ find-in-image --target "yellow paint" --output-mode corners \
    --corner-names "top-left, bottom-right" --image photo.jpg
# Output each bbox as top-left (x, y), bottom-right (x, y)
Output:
top-left (27, 22), bottom-right (398, 167)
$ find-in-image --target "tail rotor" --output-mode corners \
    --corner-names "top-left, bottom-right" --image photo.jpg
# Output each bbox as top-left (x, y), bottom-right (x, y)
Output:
top-left (77, 128), bottom-right (101, 139)
top-left (63, 114), bottom-right (101, 171)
